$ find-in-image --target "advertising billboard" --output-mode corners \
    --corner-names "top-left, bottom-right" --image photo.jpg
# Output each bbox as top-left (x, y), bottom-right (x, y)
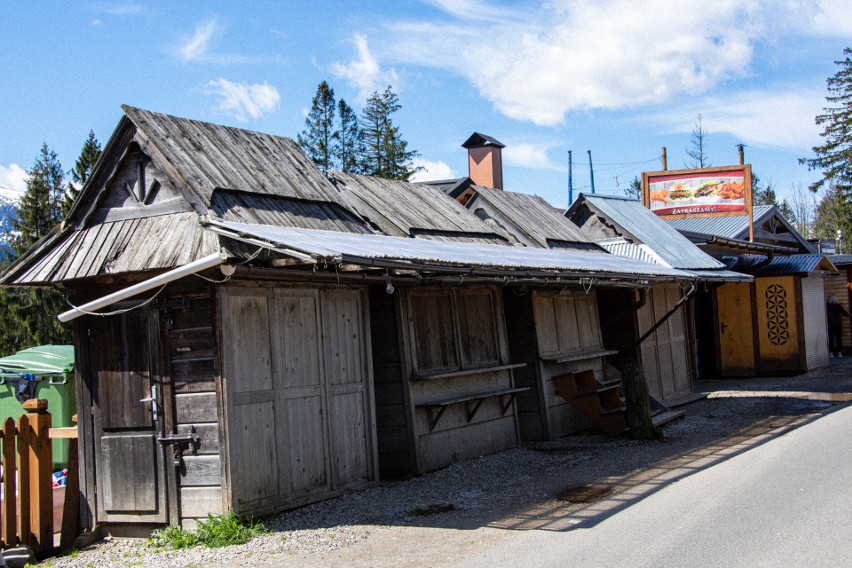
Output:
top-left (642, 164), bottom-right (752, 220)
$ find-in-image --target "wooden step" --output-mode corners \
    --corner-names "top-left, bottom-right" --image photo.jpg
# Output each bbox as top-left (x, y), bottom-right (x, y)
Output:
top-left (651, 410), bottom-right (685, 428)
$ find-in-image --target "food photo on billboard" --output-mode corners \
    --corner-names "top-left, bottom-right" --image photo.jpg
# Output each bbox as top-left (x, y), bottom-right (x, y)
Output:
top-left (642, 164), bottom-right (752, 219)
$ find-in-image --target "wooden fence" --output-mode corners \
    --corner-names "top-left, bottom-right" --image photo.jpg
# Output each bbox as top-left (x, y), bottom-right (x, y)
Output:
top-left (0, 398), bottom-right (79, 554)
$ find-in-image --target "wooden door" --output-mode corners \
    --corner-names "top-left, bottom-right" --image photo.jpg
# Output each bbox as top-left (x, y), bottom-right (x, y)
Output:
top-left (755, 276), bottom-right (800, 372)
top-left (321, 289), bottom-right (372, 489)
top-left (271, 289), bottom-right (332, 502)
top-left (716, 283), bottom-right (756, 376)
top-left (89, 309), bottom-right (168, 523)
top-left (636, 284), bottom-right (691, 400)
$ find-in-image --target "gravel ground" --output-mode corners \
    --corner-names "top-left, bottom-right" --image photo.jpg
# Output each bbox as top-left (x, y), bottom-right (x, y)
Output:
top-left (37, 359), bottom-right (852, 568)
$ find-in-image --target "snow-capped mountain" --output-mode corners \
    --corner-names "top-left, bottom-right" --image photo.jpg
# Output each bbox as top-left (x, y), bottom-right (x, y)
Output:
top-left (0, 186), bottom-right (20, 263)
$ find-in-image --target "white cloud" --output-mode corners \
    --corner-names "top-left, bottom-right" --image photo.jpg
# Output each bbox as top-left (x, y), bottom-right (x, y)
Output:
top-left (331, 34), bottom-right (400, 100)
top-left (91, 19), bottom-right (103, 26)
top-left (205, 78), bottom-right (280, 121)
top-left (809, 0), bottom-right (852, 36)
top-left (0, 164), bottom-right (26, 194)
top-left (409, 159), bottom-right (457, 182)
top-left (89, 3), bottom-right (144, 16)
top-left (180, 18), bottom-right (219, 62)
top-left (382, 1), bottom-right (778, 125)
top-left (650, 87), bottom-right (825, 150)
top-left (504, 142), bottom-right (565, 170)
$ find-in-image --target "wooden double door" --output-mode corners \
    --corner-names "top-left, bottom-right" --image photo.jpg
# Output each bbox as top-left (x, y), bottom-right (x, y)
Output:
top-left (220, 286), bottom-right (375, 514)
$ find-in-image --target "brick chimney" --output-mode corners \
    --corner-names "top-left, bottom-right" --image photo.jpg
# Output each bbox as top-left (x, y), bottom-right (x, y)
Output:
top-left (462, 132), bottom-right (505, 190)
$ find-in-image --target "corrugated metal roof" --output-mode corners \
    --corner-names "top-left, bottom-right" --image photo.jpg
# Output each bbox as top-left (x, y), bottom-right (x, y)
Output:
top-left (734, 254), bottom-right (837, 276)
top-left (207, 220), bottom-right (694, 281)
top-left (828, 254), bottom-right (852, 267)
top-left (470, 187), bottom-right (593, 248)
top-left (123, 106), bottom-right (347, 208)
top-left (597, 238), bottom-right (751, 282)
top-left (4, 212), bottom-right (218, 285)
top-left (331, 172), bottom-right (506, 243)
top-left (665, 205), bottom-right (773, 239)
top-left (596, 239), bottom-right (661, 265)
top-left (571, 195), bottom-right (724, 270)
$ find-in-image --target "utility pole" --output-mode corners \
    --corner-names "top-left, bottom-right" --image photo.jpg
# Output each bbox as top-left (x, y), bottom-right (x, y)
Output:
top-left (661, 147), bottom-right (667, 171)
top-left (588, 150), bottom-right (596, 194)
top-left (568, 150), bottom-right (573, 206)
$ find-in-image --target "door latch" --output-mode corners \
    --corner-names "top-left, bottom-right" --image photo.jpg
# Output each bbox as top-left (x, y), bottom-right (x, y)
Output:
top-left (157, 425), bottom-right (200, 455)
top-left (140, 385), bottom-right (159, 422)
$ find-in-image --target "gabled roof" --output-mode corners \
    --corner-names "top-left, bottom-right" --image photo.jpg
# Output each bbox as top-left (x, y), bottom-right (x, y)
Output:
top-left (118, 106), bottom-right (344, 209)
top-left (461, 133), bottom-right (505, 149)
top-left (566, 194), bottom-right (724, 270)
top-left (418, 177), bottom-right (474, 199)
top-left (665, 204), bottom-right (814, 252)
top-left (466, 186), bottom-right (598, 249)
top-left (331, 172), bottom-right (507, 244)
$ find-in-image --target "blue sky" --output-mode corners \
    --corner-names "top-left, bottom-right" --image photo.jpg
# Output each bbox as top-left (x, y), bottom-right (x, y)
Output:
top-left (1, 1), bottom-right (850, 208)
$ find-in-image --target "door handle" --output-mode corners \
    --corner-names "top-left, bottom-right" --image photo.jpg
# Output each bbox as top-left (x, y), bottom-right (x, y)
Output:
top-left (140, 385), bottom-right (159, 422)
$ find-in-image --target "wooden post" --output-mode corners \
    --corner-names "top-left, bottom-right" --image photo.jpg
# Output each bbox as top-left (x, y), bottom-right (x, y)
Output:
top-left (621, 363), bottom-right (655, 439)
top-left (1, 416), bottom-right (17, 547)
top-left (19, 398), bottom-right (52, 552)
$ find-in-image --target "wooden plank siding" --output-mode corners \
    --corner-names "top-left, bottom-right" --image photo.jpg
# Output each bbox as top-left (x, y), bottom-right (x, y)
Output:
top-left (161, 287), bottom-right (226, 524)
top-left (824, 271), bottom-right (851, 355)
top-left (367, 285), bottom-right (416, 478)
top-left (635, 283), bottom-right (692, 402)
top-left (401, 287), bottom-right (521, 473)
top-left (532, 290), bottom-right (608, 438)
top-left (219, 284), bottom-right (377, 516)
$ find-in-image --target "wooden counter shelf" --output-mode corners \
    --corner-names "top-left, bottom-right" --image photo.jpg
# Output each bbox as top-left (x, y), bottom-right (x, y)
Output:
top-left (415, 386), bottom-right (530, 432)
top-left (411, 362), bottom-right (526, 382)
top-left (540, 348), bottom-right (618, 364)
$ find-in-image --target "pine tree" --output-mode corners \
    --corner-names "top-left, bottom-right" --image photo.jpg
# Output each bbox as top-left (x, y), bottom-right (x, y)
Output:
top-left (360, 86), bottom-right (419, 180)
top-left (334, 99), bottom-right (364, 173)
top-left (800, 48), bottom-right (852, 236)
top-left (297, 81), bottom-right (337, 172)
top-left (1, 143), bottom-right (71, 350)
top-left (63, 130), bottom-right (101, 216)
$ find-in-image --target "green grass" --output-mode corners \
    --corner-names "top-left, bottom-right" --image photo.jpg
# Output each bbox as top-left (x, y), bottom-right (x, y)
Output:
top-left (148, 513), bottom-right (267, 550)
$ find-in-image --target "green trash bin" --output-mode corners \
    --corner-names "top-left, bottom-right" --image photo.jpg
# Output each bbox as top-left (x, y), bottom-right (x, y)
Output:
top-left (0, 345), bottom-right (75, 470)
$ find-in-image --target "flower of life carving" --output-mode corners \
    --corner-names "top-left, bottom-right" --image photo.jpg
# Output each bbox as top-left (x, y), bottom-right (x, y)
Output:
top-left (764, 284), bottom-right (789, 346)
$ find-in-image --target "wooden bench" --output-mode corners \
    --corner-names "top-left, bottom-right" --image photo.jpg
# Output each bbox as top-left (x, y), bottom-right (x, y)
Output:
top-left (416, 387), bottom-right (530, 432)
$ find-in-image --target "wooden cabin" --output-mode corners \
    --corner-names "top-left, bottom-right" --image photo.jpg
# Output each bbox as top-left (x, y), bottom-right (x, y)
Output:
top-left (1, 108), bottom-right (691, 532)
top-left (565, 194), bottom-right (749, 397)
top-left (825, 254), bottom-right (852, 355)
top-left (666, 208), bottom-right (834, 375)
top-left (715, 255), bottom-right (836, 375)
top-left (455, 186), bottom-right (699, 439)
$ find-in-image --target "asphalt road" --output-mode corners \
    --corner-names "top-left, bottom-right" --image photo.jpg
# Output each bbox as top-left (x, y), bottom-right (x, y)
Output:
top-left (453, 404), bottom-right (852, 568)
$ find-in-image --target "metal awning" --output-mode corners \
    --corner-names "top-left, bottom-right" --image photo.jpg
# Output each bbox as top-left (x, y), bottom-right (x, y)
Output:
top-left (205, 220), bottom-right (696, 282)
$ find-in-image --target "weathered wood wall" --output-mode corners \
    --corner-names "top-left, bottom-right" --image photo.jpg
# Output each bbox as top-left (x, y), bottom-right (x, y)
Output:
top-left (502, 290), bottom-right (546, 441)
top-left (160, 285), bottom-right (225, 526)
top-left (401, 287), bottom-right (520, 473)
top-left (635, 283), bottom-right (692, 402)
top-left (531, 290), bottom-right (606, 438)
top-left (219, 284), bottom-right (377, 516)
top-left (367, 285), bottom-right (415, 478)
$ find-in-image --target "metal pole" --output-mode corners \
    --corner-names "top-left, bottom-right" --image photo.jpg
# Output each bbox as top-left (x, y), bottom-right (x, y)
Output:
top-left (588, 150), bottom-right (595, 194)
top-left (568, 150), bottom-right (573, 205)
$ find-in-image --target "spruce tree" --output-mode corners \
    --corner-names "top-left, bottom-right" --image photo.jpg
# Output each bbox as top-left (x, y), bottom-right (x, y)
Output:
top-left (2, 143), bottom-right (71, 350)
top-left (334, 99), bottom-right (364, 173)
top-left (63, 130), bottom-right (101, 216)
top-left (801, 48), bottom-right (852, 236)
top-left (297, 81), bottom-right (337, 172)
top-left (685, 114), bottom-right (711, 169)
top-left (360, 86), bottom-right (419, 181)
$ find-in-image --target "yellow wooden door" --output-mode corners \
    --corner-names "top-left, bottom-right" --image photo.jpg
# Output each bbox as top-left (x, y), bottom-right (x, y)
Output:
top-left (716, 283), bottom-right (756, 375)
top-left (754, 276), bottom-right (800, 372)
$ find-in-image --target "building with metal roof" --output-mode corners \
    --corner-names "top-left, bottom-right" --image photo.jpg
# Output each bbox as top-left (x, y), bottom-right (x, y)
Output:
top-left (665, 204), bottom-right (814, 253)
